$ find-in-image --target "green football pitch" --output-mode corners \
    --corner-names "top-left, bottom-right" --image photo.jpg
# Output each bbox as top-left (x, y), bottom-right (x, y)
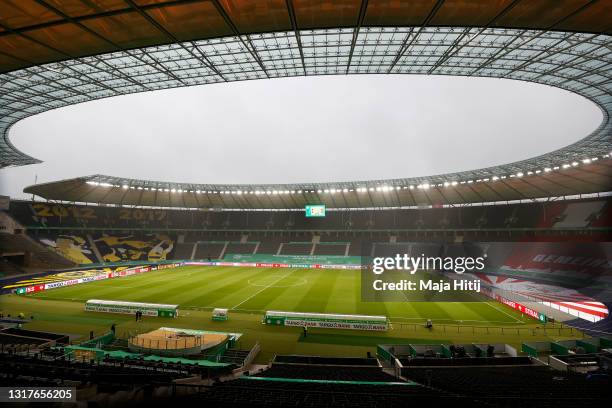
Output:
top-left (0, 266), bottom-right (583, 361)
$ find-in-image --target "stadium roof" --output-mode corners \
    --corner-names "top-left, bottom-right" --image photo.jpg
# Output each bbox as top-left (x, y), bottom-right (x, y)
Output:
top-left (23, 157), bottom-right (611, 208)
top-left (2, 0), bottom-right (611, 208)
top-left (1, 1), bottom-right (610, 75)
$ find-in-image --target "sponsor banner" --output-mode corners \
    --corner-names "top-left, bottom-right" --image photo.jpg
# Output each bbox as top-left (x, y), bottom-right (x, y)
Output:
top-left (264, 311), bottom-right (389, 331)
top-left (111, 266), bottom-right (151, 278)
top-left (185, 261), bottom-right (361, 270)
top-left (473, 272), bottom-right (608, 322)
top-left (481, 287), bottom-right (547, 322)
top-left (15, 284), bottom-right (45, 295)
top-left (290, 263), bottom-right (312, 269)
top-left (85, 299), bottom-right (177, 317)
top-left (184, 262), bottom-right (218, 267)
top-left (223, 254), bottom-right (361, 266)
top-left (45, 279), bottom-right (80, 290)
top-left (18, 264), bottom-right (180, 295)
top-left (85, 304), bottom-right (159, 316)
top-left (254, 262), bottom-right (289, 268)
top-left (321, 264), bottom-right (360, 270)
top-left (283, 318), bottom-right (388, 331)
top-left (157, 263), bottom-right (181, 270)
top-left (26, 284), bottom-right (46, 293)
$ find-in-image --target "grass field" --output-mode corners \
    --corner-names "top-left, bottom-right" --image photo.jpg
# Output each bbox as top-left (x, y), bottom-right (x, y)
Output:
top-left (0, 266), bottom-right (585, 362)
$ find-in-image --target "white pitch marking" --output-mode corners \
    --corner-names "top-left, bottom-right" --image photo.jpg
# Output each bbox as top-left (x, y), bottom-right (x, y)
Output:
top-left (482, 301), bottom-right (524, 323)
top-left (230, 269), bottom-right (296, 310)
top-left (248, 276), bottom-right (307, 288)
top-left (389, 316), bottom-right (522, 324)
top-left (465, 288), bottom-right (524, 324)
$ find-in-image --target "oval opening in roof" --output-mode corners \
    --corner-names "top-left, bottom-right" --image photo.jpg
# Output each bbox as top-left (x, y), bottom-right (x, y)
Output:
top-left (4, 74), bottom-right (603, 197)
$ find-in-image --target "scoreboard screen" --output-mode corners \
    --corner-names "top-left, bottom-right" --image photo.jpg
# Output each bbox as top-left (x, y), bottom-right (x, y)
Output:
top-left (305, 205), bottom-right (326, 218)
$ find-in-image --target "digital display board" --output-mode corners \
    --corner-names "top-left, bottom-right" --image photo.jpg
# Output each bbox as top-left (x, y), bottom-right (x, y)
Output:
top-left (305, 205), bottom-right (326, 218)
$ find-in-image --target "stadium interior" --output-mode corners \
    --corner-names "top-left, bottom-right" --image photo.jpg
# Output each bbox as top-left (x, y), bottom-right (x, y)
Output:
top-left (1, 0), bottom-right (611, 406)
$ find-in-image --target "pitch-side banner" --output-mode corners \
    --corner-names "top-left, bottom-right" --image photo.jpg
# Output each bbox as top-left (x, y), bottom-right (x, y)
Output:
top-left (15, 264), bottom-right (182, 294)
top-left (184, 261), bottom-right (360, 270)
top-left (480, 287), bottom-right (547, 322)
top-left (283, 318), bottom-right (388, 331)
top-left (84, 304), bottom-right (158, 316)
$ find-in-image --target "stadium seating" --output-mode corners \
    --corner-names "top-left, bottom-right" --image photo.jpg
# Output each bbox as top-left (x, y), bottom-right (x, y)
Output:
top-left (565, 308), bottom-right (612, 336)
top-left (4, 197), bottom-right (609, 274)
top-left (225, 242), bottom-right (257, 255)
top-left (218, 349), bottom-right (251, 365)
top-left (0, 350), bottom-right (234, 385)
top-left (256, 364), bottom-right (397, 382)
top-left (400, 356), bottom-right (532, 366)
top-left (0, 328), bottom-right (69, 345)
top-left (0, 233), bottom-right (74, 272)
top-left (193, 242), bottom-right (226, 260)
top-left (279, 242), bottom-right (313, 255)
top-left (589, 201), bottom-right (612, 227)
top-left (34, 232), bottom-right (98, 264)
top-left (402, 365), bottom-right (612, 404)
top-left (171, 242), bottom-right (196, 259)
top-left (92, 234), bottom-right (173, 262)
top-left (0, 334), bottom-right (50, 348)
top-left (8, 198), bottom-right (611, 233)
top-left (0, 258), bottom-right (23, 276)
top-left (254, 239), bottom-right (283, 254)
top-left (197, 378), bottom-right (447, 407)
top-left (273, 355), bottom-right (380, 365)
top-left (313, 242), bottom-right (349, 256)
top-left (553, 201), bottom-right (606, 228)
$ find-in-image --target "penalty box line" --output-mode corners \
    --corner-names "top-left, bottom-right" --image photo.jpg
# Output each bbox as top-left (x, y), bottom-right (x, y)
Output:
top-left (466, 289), bottom-right (524, 324)
top-left (483, 301), bottom-right (525, 324)
top-left (230, 269), bottom-right (296, 310)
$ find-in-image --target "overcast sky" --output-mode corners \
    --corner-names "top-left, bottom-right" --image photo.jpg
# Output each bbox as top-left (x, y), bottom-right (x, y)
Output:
top-left (0, 75), bottom-right (602, 199)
